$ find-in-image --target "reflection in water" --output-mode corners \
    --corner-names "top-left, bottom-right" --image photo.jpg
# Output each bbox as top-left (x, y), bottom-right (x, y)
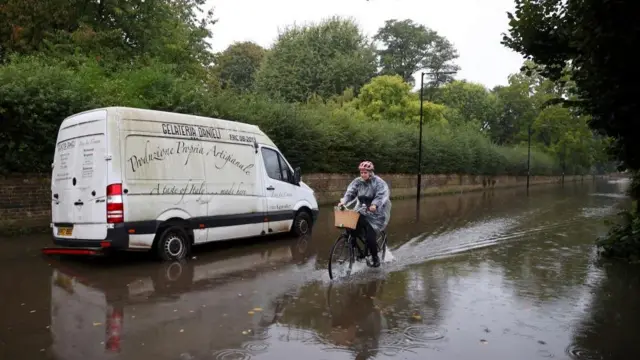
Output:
top-left (569, 262), bottom-right (640, 359)
top-left (47, 234), bottom-right (318, 360)
top-left (326, 280), bottom-right (383, 360)
top-left (1, 179), bottom-right (638, 360)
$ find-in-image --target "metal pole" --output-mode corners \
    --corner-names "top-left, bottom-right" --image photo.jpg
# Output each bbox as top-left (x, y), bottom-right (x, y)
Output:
top-left (526, 122), bottom-right (532, 192)
top-left (417, 72), bottom-right (424, 204)
top-left (561, 142), bottom-right (566, 186)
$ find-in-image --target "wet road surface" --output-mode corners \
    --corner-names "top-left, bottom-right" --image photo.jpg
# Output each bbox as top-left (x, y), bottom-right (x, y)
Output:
top-left (1, 179), bottom-right (638, 360)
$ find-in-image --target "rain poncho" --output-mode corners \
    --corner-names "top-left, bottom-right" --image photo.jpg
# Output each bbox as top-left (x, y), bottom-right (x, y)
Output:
top-left (340, 174), bottom-right (392, 233)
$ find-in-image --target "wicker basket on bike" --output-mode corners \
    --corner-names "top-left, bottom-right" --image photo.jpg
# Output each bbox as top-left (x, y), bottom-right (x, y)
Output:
top-left (334, 198), bottom-right (363, 229)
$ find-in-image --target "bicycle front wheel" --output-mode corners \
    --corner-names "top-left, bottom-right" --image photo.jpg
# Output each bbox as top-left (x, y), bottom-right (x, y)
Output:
top-left (328, 233), bottom-right (354, 280)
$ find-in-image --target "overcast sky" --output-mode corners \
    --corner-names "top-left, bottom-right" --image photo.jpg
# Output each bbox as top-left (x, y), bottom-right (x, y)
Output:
top-left (204, 0), bottom-right (525, 89)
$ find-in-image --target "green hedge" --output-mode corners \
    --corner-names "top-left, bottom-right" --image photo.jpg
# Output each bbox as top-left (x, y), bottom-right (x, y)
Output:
top-left (0, 55), bottom-right (566, 176)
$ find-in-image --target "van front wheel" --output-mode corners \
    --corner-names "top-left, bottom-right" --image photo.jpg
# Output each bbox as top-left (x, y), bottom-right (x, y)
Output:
top-left (292, 211), bottom-right (312, 236)
top-left (156, 227), bottom-right (189, 261)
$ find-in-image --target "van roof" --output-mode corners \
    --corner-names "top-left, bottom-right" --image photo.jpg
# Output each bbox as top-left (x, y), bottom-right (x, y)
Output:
top-left (62, 106), bottom-right (275, 147)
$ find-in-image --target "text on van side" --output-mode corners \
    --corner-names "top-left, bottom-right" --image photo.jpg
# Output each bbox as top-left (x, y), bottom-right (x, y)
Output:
top-left (148, 181), bottom-right (250, 204)
top-left (127, 140), bottom-right (255, 177)
top-left (162, 123), bottom-right (222, 140)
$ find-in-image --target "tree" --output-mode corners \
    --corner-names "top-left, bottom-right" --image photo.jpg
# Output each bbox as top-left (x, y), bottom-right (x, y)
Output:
top-left (501, 0), bottom-right (639, 172)
top-left (350, 75), bottom-right (418, 123)
top-left (255, 16), bottom-right (377, 103)
top-left (213, 41), bottom-right (266, 93)
top-left (432, 80), bottom-right (501, 130)
top-left (501, 0), bottom-right (640, 260)
top-left (491, 72), bottom-right (536, 145)
top-left (532, 105), bottom-right (594, 174)
top-left (0, 0), bottom-right (217, 75)
top-left (422, 35), bottom-right (461, 86)
top-left (374, 19), bottom-right (460, 86)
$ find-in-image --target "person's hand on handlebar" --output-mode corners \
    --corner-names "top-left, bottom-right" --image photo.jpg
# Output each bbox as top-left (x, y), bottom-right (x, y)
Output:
top-left (369, 204), bottom-right (377, 212)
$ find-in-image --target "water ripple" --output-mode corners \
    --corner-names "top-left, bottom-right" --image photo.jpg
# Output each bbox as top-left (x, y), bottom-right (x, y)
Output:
top-left (403, 325), bottom-right (447, 342)
top-left (319, 347), bottom-right (354, 356)
top-left (565, 344), bottom-right (603, 359)
top-left (371, 345), bottom-right (420, 356)
top-left (210, 349), bottom-right (252, 360)
top-left (241, 340), bottom-right (269, 353)
top-left (275, 327), bottom-right (327, 345)
top-left (250, 327), bottom-right (271, 340)
top-left (537, 349), bottom-right (555, 358)
top-left (378, 329), bottom-right (405, 348)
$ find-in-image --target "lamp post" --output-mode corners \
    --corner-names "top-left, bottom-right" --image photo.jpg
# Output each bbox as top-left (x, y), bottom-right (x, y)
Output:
top-left (417, 71), bottom-right (456, 206)
top-left (417, 72), bottom-right (425, 204)
top-left (526, 122), bottom-right (532, 193)
top-left (561, 142), bottom-right (566, 186)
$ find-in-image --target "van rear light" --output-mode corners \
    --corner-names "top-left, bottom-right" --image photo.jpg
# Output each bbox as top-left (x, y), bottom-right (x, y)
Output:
top-left (107, 183), bottom-right (124, 223)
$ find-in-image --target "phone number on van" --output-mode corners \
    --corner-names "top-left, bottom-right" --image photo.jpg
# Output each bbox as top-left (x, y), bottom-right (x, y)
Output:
top-left (229, 134), bottom-right (256, 143)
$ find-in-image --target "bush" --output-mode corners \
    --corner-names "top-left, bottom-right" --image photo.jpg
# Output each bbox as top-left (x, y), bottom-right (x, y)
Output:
top-left (596, 171), bottom-right (640, 263)
top-left (0, 55), bottom-right (100, 173)
top-left (597, 210), bottom-right (640, 262)
top-left (0, 54), bottom-right (566, 176)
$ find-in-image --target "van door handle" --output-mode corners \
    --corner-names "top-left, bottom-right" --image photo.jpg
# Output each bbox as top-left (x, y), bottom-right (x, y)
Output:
top-left (74, 201), bottom-right (84, 206)
top-left (266, 186), bottom-right (274, 191)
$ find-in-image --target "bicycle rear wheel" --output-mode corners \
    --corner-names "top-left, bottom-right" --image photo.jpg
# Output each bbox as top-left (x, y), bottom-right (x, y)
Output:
top-left (328, 233), bottom-right (354, 280)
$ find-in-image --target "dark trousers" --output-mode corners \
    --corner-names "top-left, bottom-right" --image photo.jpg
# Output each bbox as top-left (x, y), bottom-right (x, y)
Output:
top-left (355, 216), bottom-right (378, 259)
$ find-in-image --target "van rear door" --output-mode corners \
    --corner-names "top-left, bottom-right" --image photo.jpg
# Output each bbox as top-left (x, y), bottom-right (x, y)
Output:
top-left (51, 110), bottom-right (109, 240)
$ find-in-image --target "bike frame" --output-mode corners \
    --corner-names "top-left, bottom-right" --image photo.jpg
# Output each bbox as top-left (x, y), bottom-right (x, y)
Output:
top-left (343, 228), bottom-right (370, 260)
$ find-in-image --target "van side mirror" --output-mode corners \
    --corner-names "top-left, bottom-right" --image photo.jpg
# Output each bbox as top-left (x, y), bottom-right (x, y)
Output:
top-left (293, 167), bottom-right (301, 185)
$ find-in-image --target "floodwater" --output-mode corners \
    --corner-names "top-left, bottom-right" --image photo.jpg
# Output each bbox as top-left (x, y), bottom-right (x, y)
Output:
top-left (1, 179), bottom-right (638, 360)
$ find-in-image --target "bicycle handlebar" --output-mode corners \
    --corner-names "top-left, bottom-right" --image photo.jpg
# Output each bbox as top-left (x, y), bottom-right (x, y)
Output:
top-left (337, 198), bottom-right (373, 214)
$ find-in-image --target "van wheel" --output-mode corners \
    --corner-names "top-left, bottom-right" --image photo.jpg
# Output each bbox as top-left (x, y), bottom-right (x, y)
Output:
top-left (156, 227), bottom-right (189, 261)
top-left (292, 211), bottom-right (312, 236)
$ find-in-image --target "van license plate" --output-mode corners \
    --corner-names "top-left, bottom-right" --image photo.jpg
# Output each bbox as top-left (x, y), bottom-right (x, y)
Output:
top-left (57, 227), bottom-right (73, 236)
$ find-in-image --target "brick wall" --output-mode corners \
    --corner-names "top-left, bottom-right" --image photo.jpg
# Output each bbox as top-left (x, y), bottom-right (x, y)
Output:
top-left (0, 173), bottom-right (598, 232)
top-left (0, 175), bottom-right (52, 231)
top-left (302, 173), bottom-right (595, 204)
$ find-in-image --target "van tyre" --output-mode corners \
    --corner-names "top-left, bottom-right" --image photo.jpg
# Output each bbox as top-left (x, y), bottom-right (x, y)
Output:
top-left (156, 227), bottom-right (189, 261)
top-left (292, 211), bottom-right (312, 236)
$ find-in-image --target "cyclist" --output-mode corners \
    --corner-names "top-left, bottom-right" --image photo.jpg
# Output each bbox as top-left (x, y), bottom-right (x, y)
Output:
top-left (337, 161), bottom-right (391, 268)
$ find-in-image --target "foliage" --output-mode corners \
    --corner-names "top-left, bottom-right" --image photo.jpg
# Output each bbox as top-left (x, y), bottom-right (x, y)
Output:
top-left (350, 75), bottom-right (419, 123)
top-left (255, 16), bottom-right (377, 102)
top-left (0, 54), bottom-right (567, 176)
top-left (502, 0), bottom-right (638, 171)
top-left (0, 54), bottom-right (213, 172)
top-left (421, 102), bottom-right (455, 128)
top-left (212, 41), bottom-right (266, 93)
top-left (501, 0), bottom-right (639, 261)
top-left (373, 19), bottom-right (460, 85)
top-left (0, 0), bottom-right (217, 77)
top-left (432, 80), bottom-right (501, 130)
top-left (0, 54), bottom-right (97, 172)
top-left (532, 106), bottom-right (595, 174)
top-left (597, 209), bottom-right (640, 263)
top-left (0, 7), bottom-right (613, 180)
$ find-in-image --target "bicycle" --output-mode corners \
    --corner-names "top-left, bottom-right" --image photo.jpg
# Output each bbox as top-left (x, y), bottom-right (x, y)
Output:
top-left (328, 198), bottom-right (388, 280)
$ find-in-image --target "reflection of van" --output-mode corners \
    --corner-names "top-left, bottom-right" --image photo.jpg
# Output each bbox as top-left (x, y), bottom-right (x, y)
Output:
top-left (46, 234), bottom-right (315, 359)
top-left (48, 107), bottom-right (319, 260)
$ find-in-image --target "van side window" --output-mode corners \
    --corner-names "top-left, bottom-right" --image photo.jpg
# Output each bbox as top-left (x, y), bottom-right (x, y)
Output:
top-left (262, 148), bottom-right (282, 181)
top-left (261, 148), bottom-right (291, 182)
top-left (279, 154), bottom-right (290, 182)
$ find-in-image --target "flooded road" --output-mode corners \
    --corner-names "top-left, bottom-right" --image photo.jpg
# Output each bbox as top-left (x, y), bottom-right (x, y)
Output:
top-left (1, 179), bottom-right (638, 360)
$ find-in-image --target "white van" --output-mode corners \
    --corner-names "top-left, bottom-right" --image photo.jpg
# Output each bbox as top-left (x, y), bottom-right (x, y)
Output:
top-left (47, 107), bottom-right (319, 261)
